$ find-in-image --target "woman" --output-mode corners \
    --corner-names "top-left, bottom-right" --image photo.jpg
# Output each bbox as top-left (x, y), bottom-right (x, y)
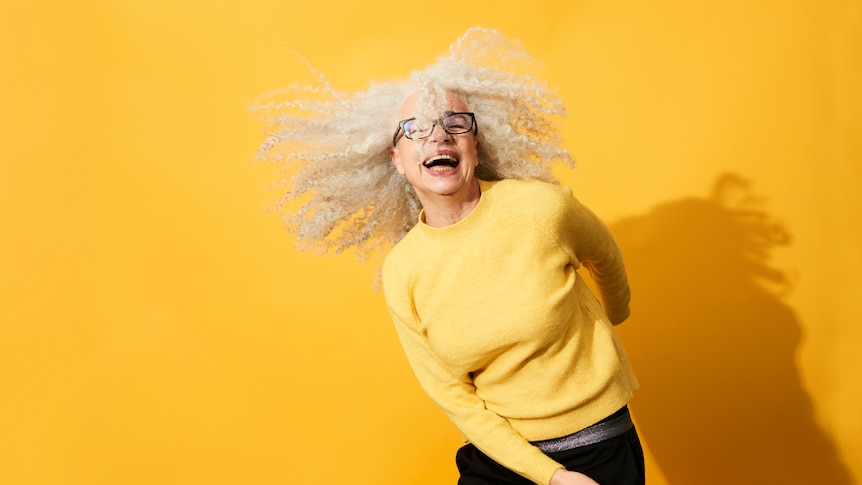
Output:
top-left (255, 28), bottom-right (644, 485)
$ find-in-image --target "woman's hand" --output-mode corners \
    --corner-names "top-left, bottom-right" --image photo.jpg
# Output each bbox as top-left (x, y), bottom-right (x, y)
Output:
top-left (549, 468), bottom-right (600, 485)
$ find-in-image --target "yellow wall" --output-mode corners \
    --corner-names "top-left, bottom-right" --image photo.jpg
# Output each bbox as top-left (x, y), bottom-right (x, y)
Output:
top-left (2, 1), bottom-right (859, 484)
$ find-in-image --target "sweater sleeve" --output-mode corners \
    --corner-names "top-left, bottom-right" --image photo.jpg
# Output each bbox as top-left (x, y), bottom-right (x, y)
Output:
top-left (384, 281), bottom-right (564, 485)
top-left (557, 188), bottom-right (632, 324)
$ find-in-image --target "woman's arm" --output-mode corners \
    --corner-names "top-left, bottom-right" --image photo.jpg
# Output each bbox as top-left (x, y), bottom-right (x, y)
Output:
top-left (556, 188), bottom-right (631, 325)
top-left (389, 311), bottom-right (565, 485)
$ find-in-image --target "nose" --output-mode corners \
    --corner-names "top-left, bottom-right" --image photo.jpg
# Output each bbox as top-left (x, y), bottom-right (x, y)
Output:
top-left (425, 122), bottom-right (452, 143)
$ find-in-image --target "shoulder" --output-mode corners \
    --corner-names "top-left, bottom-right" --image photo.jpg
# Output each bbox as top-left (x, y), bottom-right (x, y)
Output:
top-left (483, 178), bottom-right (579, 219)
top-left (486, 178), bottom-right (573, 203)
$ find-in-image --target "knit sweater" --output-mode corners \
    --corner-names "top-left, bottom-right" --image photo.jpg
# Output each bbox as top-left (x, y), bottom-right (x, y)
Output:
top-left (382, 178), bottom-right (638, 485)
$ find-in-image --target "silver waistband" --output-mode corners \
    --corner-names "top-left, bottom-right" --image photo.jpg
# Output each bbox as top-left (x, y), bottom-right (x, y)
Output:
top-left (531, 409), bottom-right (634, 453)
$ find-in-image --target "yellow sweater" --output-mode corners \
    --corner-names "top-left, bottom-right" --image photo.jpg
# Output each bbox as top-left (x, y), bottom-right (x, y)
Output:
top-left (382, 178), bottom-right (638, 485)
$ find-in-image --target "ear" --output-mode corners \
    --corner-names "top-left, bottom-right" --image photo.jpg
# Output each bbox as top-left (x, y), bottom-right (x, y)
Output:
top-left (390, 146), bottom-right (406, 175)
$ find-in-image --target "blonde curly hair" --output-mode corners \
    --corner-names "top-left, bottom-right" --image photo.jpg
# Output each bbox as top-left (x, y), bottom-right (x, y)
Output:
top-left (253, 28), bottom-right (575, 261)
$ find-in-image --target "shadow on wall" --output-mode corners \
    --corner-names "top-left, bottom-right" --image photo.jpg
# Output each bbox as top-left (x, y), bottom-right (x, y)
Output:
top-left (611, 173), bottom-right (853, 484)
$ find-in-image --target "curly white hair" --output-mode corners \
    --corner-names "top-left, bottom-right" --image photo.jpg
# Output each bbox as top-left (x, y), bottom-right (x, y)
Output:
top-left (253, 28), bottom-right (575, 261)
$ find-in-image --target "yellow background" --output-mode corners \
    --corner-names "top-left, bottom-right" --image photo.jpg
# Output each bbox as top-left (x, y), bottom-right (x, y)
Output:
top-left (2, 1), bottom-right (860, 484)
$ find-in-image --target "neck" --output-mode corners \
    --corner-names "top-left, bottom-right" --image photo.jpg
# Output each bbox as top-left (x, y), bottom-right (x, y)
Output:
top-left (420, 179), bottom-right (482, 228)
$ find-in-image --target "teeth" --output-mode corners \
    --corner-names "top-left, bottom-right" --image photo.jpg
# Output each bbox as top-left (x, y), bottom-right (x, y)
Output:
top-left (430, 155), bottom-right (457, 162)
top-left (428, 165), bottom-right (455, 172)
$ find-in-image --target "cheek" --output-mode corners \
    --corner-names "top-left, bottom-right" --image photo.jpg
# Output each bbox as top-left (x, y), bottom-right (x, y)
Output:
top-left (461, 139), bottom-right (480, 163)
top-left (396, 144), bottom-right (422, 166)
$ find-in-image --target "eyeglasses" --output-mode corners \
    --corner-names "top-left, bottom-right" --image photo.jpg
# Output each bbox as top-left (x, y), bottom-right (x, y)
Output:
top-left (392, 112), bottom-right (478, 146)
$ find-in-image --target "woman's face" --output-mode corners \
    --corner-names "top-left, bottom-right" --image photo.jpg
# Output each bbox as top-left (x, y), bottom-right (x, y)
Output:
top-left (389, 91), bottom-right (480, 204)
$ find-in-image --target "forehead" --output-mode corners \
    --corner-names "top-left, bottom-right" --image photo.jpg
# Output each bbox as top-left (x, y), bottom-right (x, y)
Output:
top-left (398, 91), bottom-right (469, 119)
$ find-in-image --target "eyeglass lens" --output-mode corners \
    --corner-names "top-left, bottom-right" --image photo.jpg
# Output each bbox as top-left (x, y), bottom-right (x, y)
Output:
top-left (404, 113), bottom-right (473, 140)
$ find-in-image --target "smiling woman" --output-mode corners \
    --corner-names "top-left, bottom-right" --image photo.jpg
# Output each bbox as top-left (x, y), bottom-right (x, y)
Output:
top-left (255, 27), bottom-right (644, 485)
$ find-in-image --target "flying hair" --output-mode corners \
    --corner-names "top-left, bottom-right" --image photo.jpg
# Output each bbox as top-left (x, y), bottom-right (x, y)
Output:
top-left (252, 27), bottom-right (575, 262)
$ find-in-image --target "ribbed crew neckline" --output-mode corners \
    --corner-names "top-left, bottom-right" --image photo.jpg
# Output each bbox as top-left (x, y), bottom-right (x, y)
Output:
top-left (414, 179), bottom-right (497, 245)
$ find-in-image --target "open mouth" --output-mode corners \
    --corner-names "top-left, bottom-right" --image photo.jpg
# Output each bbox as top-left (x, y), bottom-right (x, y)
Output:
top-left (423, 154), bottom-right (460, 172)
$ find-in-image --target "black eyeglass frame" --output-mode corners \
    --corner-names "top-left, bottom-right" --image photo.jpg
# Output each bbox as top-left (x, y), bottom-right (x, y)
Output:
top-left (392, 112), bottom-right (478, 147)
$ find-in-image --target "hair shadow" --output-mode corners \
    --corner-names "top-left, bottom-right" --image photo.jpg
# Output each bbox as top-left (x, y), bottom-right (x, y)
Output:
top-left (611, 173), bottom-right (852, 484)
